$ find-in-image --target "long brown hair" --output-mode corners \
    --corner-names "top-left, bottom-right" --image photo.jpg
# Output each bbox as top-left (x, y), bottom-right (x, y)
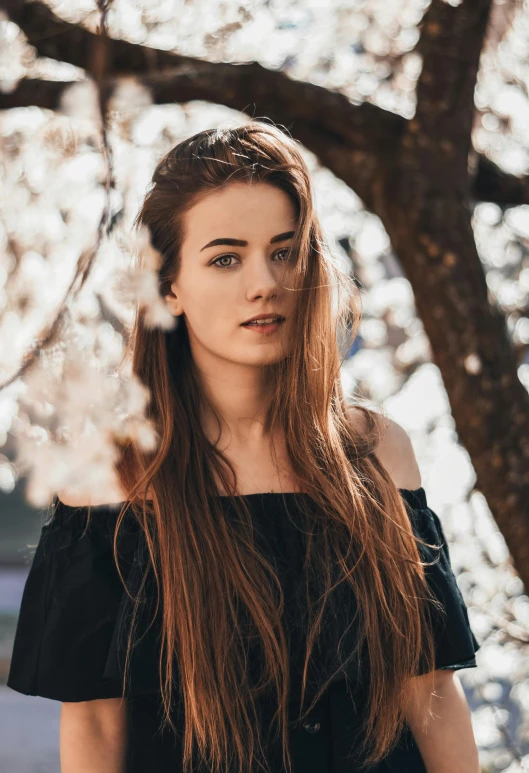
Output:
top-left (112, 120), bottom-right (441, 773)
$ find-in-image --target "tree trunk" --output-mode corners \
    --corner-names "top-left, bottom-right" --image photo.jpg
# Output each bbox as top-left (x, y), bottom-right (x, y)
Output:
top-left (2, 0), bottom-right (529, 585)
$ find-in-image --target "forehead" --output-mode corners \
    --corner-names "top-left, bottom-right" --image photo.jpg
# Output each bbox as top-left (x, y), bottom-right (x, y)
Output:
top-left (181, 181), bottom-right (297, 247)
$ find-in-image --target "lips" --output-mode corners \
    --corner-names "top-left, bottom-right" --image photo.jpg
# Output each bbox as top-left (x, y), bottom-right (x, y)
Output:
top-left (241, 314), bottom-right (285, 326)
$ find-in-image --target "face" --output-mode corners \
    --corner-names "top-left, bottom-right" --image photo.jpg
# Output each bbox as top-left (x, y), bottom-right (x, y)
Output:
top-left (166, 181), bottom-right (299, 369)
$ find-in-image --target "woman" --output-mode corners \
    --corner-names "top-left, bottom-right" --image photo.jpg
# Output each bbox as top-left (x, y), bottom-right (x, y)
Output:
top-left (7, 121), bottom-right (481, 773)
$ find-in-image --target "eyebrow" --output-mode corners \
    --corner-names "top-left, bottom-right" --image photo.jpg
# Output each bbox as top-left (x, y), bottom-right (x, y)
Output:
top-left (199, 231), bottom-right (295, 251)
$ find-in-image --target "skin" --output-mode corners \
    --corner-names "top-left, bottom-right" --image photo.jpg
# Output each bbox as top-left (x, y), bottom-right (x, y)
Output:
top-left (403, 669), bottom-right (480, 773)
top-left (59, 180), bottom-right (480, 772)
top-left (60, 699), bottom-right (127, 773)
top-left (165, 180), bottom-right (301, 492)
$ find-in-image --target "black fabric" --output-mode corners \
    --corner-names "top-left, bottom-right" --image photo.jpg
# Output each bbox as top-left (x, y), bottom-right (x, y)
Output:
top-left (7, 488), bottom-right (480, 772)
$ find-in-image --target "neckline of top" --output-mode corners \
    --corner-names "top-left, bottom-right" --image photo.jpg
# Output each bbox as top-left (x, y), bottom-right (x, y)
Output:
top-left (55, 487), bottom-right (426, 510)
top-left (217, 487), bottom-right (424, 497)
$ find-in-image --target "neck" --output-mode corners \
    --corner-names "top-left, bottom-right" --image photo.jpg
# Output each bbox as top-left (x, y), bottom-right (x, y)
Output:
top-left (193, 357), bottom-right (273, 448)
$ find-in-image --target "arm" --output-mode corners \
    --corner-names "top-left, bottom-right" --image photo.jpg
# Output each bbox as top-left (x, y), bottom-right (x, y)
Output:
top-left (348, 408), bottom-right (422, 491)
top-left (55, 487), bottom-right (133, 772)
top-left (60, 698), bottom-right (128, 773)
top-left (357, 412), bottom-right (480, 769)
top-left (373, 414), bottom-right (423, 491)
top-left (403, 669), bottom-right (480, 773)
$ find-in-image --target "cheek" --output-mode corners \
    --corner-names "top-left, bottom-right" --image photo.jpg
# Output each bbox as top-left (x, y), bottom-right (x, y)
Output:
top-left (184, 288), bottom-right (234, 336)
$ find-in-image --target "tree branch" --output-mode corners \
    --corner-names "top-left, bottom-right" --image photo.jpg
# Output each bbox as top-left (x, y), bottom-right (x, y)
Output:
top-left (0, 77), bottom-right (69, 110)
top-left (412, 0), bottom-right (493, 167)
top-left (382, 0), bottom-right (529, 582)
top-left (2, 0), bottom-right (527, 207)
top-left (0, 0), bottom-right (400, 151)
top-left (0, 0), bottom-right (405, 207)
top-left (2, 74), bottom-right (527, 208)
top-left (473, 154), bottom-right (529, 206)
top-left (3, 1), bottom-right (529, 584)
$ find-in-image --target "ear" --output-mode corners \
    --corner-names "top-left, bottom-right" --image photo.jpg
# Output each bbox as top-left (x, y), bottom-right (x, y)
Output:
top-left (165, 282), bottom-right (184, 317)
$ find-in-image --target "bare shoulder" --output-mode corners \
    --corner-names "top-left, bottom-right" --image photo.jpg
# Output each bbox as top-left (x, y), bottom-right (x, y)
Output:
top-left (375, 416), bottom-right (422, 490)
top-left (347, 407), bottom-right (422, 491)
top-left (55, 473), bottom-right (148, 507)
top-left (56, 482), bottom-right (129, 508)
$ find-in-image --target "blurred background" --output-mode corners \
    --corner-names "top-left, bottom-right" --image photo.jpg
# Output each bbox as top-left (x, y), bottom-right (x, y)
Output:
top-left (1, 0), bottom-right (529, 771)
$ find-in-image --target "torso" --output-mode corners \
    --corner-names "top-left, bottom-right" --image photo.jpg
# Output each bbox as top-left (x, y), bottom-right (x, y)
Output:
top-left (57, 407), bottom-right (417, 506)
top-left (211, 407), bottom-right (386, 496)
top-left (213, 431), bottom-right (305, 496)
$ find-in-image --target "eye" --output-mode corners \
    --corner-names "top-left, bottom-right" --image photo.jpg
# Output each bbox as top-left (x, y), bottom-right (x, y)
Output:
top-left (210, 248), bottom-right (292, 270)
top-left (274, 248), bottom-right (291, 261)
top-left (211, 254), bottom-right (239, 269)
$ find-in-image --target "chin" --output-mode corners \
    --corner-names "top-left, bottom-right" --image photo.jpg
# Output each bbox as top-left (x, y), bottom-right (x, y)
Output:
top-left (243, 349), bottom-right (290, 367)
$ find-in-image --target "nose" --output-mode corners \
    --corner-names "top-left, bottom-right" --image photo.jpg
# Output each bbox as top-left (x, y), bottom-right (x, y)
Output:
top-left (244, 253), bottom-right (284, 301)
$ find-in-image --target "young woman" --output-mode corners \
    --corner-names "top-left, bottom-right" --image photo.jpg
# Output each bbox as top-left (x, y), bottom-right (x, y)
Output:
top-left (7, 121), bottom-right (481, 773)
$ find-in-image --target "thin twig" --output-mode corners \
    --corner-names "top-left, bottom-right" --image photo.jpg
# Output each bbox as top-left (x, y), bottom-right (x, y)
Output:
top-left (0, 0), bottom-right (117, 391)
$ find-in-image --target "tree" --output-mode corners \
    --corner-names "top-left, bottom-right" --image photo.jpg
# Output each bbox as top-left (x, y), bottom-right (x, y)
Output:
top-left (2, 0), bottom-right (529, 587)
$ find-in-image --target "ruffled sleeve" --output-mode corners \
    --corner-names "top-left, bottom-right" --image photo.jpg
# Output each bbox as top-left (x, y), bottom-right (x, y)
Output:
top-left (6, 497), bottom-right (156, 702)
top-left (399, 487), bottom-right (481, 673)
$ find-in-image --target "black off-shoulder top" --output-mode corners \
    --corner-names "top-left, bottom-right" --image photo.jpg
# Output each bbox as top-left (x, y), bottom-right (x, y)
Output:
top-left (7, 488), bottom-right (480, 773)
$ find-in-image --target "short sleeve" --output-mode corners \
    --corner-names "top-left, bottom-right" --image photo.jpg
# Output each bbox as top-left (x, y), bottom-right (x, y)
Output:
top-left (399, 487), bottom-right (481, 673)
top-left (7, 498), bottom-right (139, 702)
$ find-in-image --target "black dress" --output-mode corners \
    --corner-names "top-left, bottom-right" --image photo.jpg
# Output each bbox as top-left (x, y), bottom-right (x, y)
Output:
top-left (7, 487), bottom-right (480, 772)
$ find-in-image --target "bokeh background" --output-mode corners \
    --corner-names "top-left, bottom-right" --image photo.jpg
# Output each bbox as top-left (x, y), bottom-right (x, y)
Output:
top-left (1, 0), bottom-right (529, 771)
